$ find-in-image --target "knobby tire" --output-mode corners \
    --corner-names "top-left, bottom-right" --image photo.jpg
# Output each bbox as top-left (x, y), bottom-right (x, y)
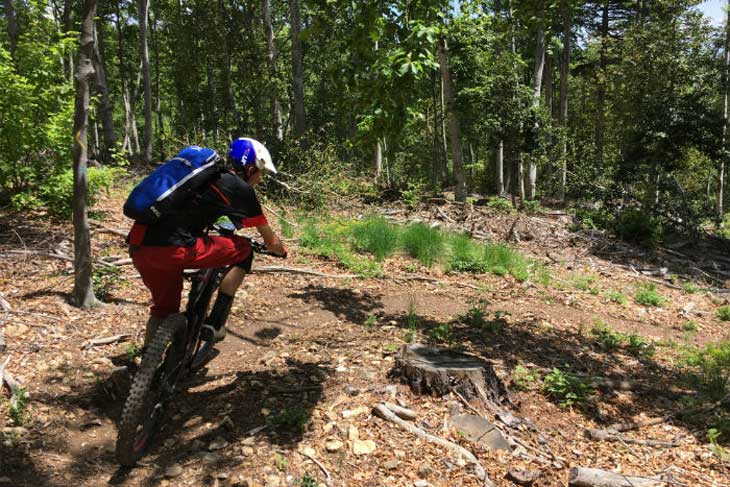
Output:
top-left (115, 314), bottom-right (186, 466)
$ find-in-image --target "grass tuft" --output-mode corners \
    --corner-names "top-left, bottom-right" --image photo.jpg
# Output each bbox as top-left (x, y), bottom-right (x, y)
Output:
top-left (351, 216), bottom-right (400, 261)
top-left (635, 283), bottom-right (667, 307)
top-left (400, 223), bottom-right (446, 267)
top-left (717, 305), bottom-right (730, 322)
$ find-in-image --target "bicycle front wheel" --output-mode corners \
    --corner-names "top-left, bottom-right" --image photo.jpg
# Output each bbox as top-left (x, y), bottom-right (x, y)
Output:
top-left (115, 314), bottom-right (187, 466)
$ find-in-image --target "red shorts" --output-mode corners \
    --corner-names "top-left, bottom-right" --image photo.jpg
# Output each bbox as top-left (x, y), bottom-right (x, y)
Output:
top-left (132, 236), bottom-right (251, 317)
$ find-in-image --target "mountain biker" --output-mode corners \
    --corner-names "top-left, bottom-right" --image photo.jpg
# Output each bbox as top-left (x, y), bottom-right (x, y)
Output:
top-left (127, 137), bottom-right (287, 346)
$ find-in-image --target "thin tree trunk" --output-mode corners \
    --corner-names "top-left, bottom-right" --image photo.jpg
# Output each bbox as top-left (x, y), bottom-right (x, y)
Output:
top-left (375, 141), bottom-right (383, 180)
top-left (72, 0), bottom-right (99, 308)
top-left (595, 0), bottom-right (609, 168)
top-left (151, 8), bottom-right (164, 143)
top-left (438, 36), bottom-right (466, 202)
top-left (440, 65), bottom-right (449, 181)
top-left (529, 14), bottom-right (546, 201)
top-left (496, 140), bottom-right (504, 196)
top-left (93, 23), bottom-right (116, 158)
top-left (4, 0), bottom-right (18, 56)
top-left (290, 0), bottom-right (306, 139)
top-left (558, 0), bottom-right (571, 202)
top-left (63, 0), bottom-right (74, 79)
top-left (719, 0), bottom-right (730, 224)
top-left (263, 0), bottom-right (283, 140)
top-left (544, 55), bottom-right (553, 119)
top-left (138, 0), bottom-right (153, 163)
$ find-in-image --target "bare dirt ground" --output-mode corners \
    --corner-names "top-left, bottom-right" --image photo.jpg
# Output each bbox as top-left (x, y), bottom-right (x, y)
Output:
top-left (1, 191), bottom-right (729, 487)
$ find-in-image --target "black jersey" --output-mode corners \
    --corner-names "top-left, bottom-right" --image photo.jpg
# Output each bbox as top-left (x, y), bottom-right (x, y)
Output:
top-left (127, 171), bottom-right (267, 247)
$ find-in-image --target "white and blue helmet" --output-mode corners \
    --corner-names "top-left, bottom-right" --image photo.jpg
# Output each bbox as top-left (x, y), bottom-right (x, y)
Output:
top-left (227, 137), bottom-right (277, 174)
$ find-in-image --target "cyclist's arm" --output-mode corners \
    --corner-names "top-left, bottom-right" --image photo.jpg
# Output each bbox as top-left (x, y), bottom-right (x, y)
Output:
top-left (256, 224), bottom-right (287, 257)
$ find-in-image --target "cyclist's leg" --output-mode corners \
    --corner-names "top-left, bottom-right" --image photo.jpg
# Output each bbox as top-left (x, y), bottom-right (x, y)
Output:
top-left (186, 236), bottom-right (252, 341)
top-left (132, 246), bottom-right (186, 346)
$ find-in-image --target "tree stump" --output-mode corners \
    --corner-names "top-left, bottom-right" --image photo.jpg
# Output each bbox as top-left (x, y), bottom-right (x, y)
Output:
top-left (392, 343), bottom-right (512, 406)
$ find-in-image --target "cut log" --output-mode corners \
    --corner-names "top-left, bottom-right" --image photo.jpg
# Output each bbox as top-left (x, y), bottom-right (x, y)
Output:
top-left (392, 343), bottom-right (512, 407)
top-left (568, 467), bottom-right (662, 487)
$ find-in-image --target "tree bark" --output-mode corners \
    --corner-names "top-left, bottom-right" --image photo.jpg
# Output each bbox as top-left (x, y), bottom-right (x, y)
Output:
top-left (496, 139), bottom-right (505, 196)
top-left (529, 12), bottom-right (546, 201)
top-left (558, 0), bottom-right (571, 202)
top-left (263, 0), bottom-right (283, 141)
top-left (375, 141), bottom-right (383, 180)
top-left (138, 0), bottom-right (153, 163)
top-left (151, 7), bottom-right (164, 143)
top-left (93, 23), bottom-right (116, 158)
top-left (4, 0), bottom-right (18, 56)
top-left (719, 0), bottom-right (730, 224)
top-left (62, 0), bottom-right (74, 79)
top-left (595, 0), bottom-right (609, 168)
top-left (290, 0), bottom-right (306, 139)
top-left (438, 36), bottom-right (467, 202)
top-left (72, 0), bottom-right (99, 308)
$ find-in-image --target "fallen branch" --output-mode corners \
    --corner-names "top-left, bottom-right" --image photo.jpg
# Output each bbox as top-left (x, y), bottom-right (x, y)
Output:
top-left (0, 292), bottom-right (11, 311)
top-left (104, 258), bottom-right (133, 266)
top-left (269, 176), bottom-right (307, 194)
top-left (568, 467), bottom-right (667, 487)
top-left (435, 205), bottom-right (456, 224)
top-left (253, 266), bottom-right (358, 279)
top-left (373, 402), bottom-right (494, 487)
top-left (585, 429), bottom-right (680, 448)
top-left (262, 204), bottom-right (299, 228)
top-left (83, 334), bottom-right (132, 349)
top-left (0, 356), bottom-right (25, 397)
top-left (3, 249), bottom-right (73, 262)
top-left (298, 450), bottom-right (333, 487)
top-left (382, 402), bottom-right (417, 421)
top-left (89, 219), bottom-right (128, 238)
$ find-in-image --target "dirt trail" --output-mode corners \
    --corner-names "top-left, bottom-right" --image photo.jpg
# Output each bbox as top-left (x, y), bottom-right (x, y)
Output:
top-left (1, 194), bottom-right (730, 487)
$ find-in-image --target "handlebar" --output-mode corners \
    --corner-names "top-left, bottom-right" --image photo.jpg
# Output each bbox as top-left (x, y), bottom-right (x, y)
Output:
top-left (211, 222), bottom-right (286, 259)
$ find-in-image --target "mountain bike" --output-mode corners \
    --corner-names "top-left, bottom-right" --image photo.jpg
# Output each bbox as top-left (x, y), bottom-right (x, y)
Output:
top-left (115, 224), bottom-right (283, 466)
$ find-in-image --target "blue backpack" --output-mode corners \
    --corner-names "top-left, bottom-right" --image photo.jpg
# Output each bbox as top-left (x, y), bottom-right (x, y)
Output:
top-left (123, 146), bottom-right (223, 223)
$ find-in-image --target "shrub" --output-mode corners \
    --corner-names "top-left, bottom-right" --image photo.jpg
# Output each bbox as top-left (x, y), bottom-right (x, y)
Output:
top-left (635, 283), bottom-right (667, 307)
top-left (523, 199), bottom-right (542, 213)
top-left (40, 166), bottom-right (124, 219)
top-left (459, 305), bottom-right (488, 328)
top-left (8, 388), bottom-right (30, 425)
top-left (400, 223), bottom-right (446, 267)
top-left (681, 321), bottom-right (698, 333)
top-left (299, 474), bottom-right (318, 487)
top-left (401, 182), bottom-right (424, 209)
top-left (486, 197), bottom-right (514, 213)
top-left (590, 321), bottom-right (623, 351)
top-left (427, 323), bottom-right (453, 345)
top-left (684, 341), bottom-right (730, 400)
top-left (606, 290), bottom-right (628, 305)
top-left (573, 274), bottom-right (600, 294)
top-left (682, 282), bottom-right (700, 294)
top-left (717, 306), bottom-right (730, 322)
top-left (268, 407), bottom-right (310, 433)
top-left (351, 216), bottom-right (401, 261)
top-left (542, 368), bottom-right (591, 408)
top-left (613, 208), bottom-right (662, 248)
top-left (512, 364), bottom-right (539, 391)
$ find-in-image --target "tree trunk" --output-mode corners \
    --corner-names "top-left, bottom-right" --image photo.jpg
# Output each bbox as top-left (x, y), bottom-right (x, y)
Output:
top-left (263, 0), bottom-right (283, 141)
top-left (544, 55), bottom-right (553, 119)
top-left (290, 0), bottom-right (306, 139)
top-left (558, 0), bottom-right (571, 202)
top-left (375, 141), bottom-right (383, 180)
top-left (4, 0), bottom-right (18, 56)
top-left (138, 0), bottom-right (153, 163)
top-left (496, 139), bottom-right (504, 196)
top-left (62, 0), bottom-right (74, 79)
top-left (438, 36), bottom-right (467, 202)
top-left (719, 0), bottom-right (730, 224)
top-left (595, 0), bottom-right (609, 168)
top-left (529, 15), bottom-right (546, 201)
top-left (72, 0), bottom-right (99, 308)
top-left (93, 23), bottom-right (116, 158)
top-left (151, 7), bottom-right (164, 144)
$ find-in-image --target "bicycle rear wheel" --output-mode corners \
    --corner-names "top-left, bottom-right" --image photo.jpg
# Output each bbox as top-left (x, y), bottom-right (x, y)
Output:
top-left (115, 314), bottom-right (187, 466)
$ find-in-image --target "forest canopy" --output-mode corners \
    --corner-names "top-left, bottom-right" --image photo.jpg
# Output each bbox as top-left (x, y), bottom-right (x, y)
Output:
top-left (1, 0), bottom-right (729, 236)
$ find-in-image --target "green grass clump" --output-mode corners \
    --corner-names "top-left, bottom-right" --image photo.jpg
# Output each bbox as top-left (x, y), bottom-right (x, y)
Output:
top-left (681, 320), bottom-right (698, 333)
top-left (605, 290), bottom-right (628, 305)
top-left (299, 220), bottom-right (382, 277)
top-left (400, 223), bottom-right (446, 267)
top-left (482, 244), bottom-right (529, 280)
top-left (404, 299), bottom-right (419, 343)
top-left (682, 282), bottom-right (700, 294)
top-left (351, 216), bottom-right (401, 261)
top-left (590, 320), bottom-right (624, 351)
top-left (511, 364), bottom-right (540, 391)
top-left (447, 234), bottom-right (487, 273)
top-left (542, 368), bottom-right (591, 408)
top-left (717, 306), bottom-right (730, 321)
top-left (635, 283), bottom-right (667, 307)
top-left (279, 214), bottom-right (296, 239)
top-left (299, 474), bottom-right (318, 487)
top-left (268, 407), bottom-right (310, 433)
top-left (684, 341), bottom-right (730, 400)
top-left (486, 197), bottom-right (514, 213)
top-left (573, 274), bottom-right (599, 294)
